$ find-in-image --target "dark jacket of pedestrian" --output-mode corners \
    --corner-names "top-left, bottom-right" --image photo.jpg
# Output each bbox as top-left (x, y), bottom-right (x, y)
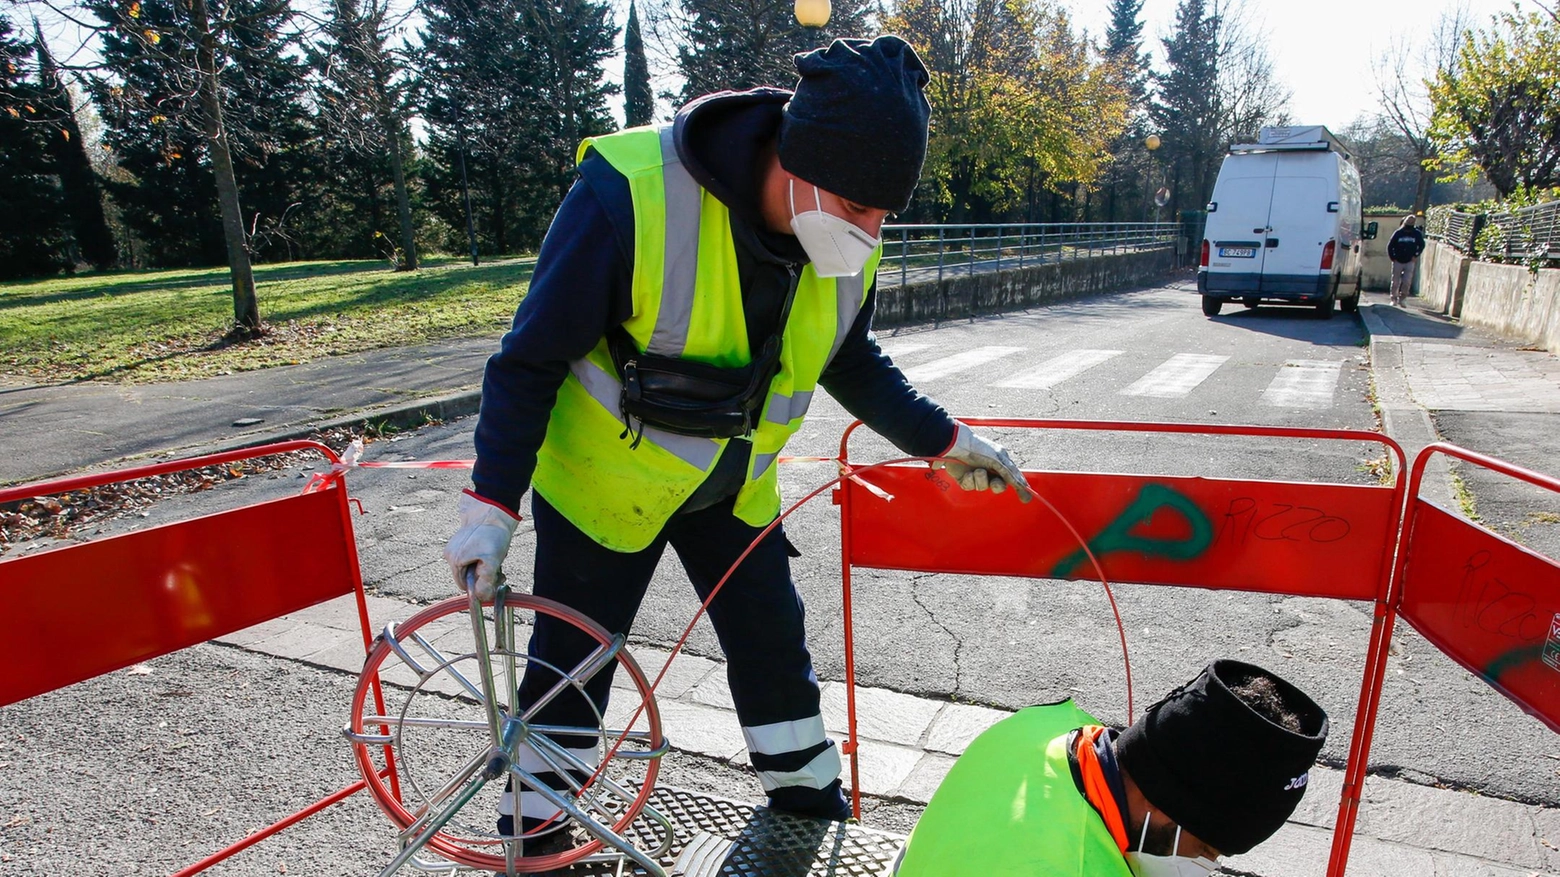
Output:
top-left (1387, 217), bottom-right (1425, 264)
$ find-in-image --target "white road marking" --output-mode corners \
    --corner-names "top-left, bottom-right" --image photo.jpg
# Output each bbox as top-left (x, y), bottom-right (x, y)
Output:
top-left (877, 342), bottom-right (931, 361)
top-left (1121, 353), bottom-right (1230, 398)
top-left (1261, 359), bottom-right (1344, 408)
top-left (901, 346), bottom-right (1027, 383)
top-left (995, 349), bottom-right (1124, 389)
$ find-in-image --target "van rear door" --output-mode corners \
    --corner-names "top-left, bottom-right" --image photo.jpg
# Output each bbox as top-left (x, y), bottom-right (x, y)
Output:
top-left (1262, 173), bottom-right (1335, 294)
top-left (1206, 153), bottom-right (1277, 283)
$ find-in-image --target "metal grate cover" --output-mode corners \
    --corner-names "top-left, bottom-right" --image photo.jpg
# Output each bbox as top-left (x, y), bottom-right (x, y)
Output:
top-left (559, 786), bottom-right (905, 877)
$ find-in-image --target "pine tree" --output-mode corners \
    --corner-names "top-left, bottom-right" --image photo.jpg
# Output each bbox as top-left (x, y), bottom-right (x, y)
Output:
top-left (674, 0), bottom-right (875, 102)
top-left (87, 0), bottom-right (313, 331)
top-left (1103, 0), bottom-right (1150, 109)
top-left (624, 0), bottom-right (654, 127)
top-left (0, 15), bottom-right (71, 279)
top-left (1149, 0), bottom-right (1223, 214)
top-left (419, 0), bottom-right (617, 254)
top-left (33, 23), bottom-right (117, 271)
top-left (311, 0), bottom-right (420, 269)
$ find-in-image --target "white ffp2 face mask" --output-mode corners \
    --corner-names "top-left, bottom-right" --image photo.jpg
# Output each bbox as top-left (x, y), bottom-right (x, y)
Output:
top-left (1124, 811), bottom-right (1219, 877)
top-left (788, 179), bottom-right (880, 278)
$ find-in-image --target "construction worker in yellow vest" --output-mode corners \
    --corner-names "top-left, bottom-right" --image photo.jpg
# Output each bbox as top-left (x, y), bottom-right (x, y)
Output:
top-left (443, 35), bottom-right (1034, 849)
top-left (893, 660), bottom-right (1329, 877)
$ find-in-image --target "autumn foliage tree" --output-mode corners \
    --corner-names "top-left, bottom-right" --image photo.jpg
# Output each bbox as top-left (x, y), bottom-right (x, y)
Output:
top-left (886, 0), bottom-right (1128, 223)
top-left (1429, 4), bottom-right (1560, 198)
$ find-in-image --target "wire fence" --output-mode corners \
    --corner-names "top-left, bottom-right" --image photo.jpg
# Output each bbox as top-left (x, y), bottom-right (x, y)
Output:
top-left (876, 221), bottom-right (1180, 287)
top-left (1426, 200), bottom-right (1560, 266)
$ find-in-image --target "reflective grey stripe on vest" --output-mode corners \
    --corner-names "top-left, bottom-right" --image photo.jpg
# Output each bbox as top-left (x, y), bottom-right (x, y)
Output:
top-left (764, 389), bottom-right (814, 427)
top-left (753, 451), bottom-right (778, 481)
top-left (569, 358), bottom-right (721, 471)
top-left (648, 125), bottom-right (700, 357)
top-left (824, 271), bottom-right (868, 368)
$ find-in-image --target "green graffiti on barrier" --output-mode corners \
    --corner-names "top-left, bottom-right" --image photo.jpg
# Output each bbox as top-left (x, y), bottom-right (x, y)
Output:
top-left (1483, 644), bottom-right (1545, 686)
top-left (1050, 483), bottom-right (1214, 578)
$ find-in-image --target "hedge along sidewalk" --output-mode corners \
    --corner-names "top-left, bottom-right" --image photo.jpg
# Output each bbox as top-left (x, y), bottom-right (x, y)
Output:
top-left (0, 256), bottom-right (535, 385)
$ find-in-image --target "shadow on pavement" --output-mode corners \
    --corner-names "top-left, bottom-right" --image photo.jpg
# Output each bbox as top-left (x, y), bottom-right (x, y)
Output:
top-left (1370, 300), bottom-right (1465, 340)
top-left (1207, 304), bottom-right (1367, 345)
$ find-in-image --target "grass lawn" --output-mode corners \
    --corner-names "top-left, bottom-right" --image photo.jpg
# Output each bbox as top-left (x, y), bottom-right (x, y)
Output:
top-left (0, 256), bottom-right (534, 383)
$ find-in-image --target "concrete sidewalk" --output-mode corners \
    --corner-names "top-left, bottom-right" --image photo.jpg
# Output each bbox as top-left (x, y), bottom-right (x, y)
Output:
top-left (220, 592), bottom-right (1557, 877)
top-left (0, 335), bottom-right (496, 486)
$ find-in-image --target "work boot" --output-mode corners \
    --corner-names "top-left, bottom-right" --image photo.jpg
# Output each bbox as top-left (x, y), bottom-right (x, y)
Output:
top-left (492, 819), bottom-right (581, 876)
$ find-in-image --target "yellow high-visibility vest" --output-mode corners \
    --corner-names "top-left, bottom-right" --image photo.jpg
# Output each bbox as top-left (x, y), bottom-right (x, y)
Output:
top-left (531, 125), bottom-right (878, 551)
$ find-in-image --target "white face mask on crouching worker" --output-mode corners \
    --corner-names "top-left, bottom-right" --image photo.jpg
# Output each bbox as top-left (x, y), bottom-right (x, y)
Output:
top-left (788, 179), bottom-right (880, 278)
top-left (1125, 811), bottom-right (1219, 877)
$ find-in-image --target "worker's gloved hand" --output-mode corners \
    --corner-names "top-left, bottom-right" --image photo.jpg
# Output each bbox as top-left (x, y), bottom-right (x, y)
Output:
top-left (935, 422), bottom-right (1033, 503)
top-left (443, 489), bottom-right (521, 601)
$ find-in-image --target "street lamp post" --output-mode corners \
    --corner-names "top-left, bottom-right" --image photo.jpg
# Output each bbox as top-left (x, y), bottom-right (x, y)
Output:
top-left (1145, 133), bottom-right (1175, 263)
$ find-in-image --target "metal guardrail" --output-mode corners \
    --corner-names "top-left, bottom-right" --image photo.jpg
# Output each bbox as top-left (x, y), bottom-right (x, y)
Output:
top-left (1426, 201), bottom-right (1560, 265)
top-left (1485, 201), bottom-right (1560, 263)
top-left (876, 221), bottom-right (1179, 287)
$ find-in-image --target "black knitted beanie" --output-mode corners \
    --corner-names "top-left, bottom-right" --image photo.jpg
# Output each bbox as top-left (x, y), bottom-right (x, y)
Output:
top-left (1116, 660), bottom-right (1329, 855)
top-left (777, 35), bottom-right (931, 213)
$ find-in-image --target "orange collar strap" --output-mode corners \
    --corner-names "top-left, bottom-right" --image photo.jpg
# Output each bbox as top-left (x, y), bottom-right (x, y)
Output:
top-left (1076, 724), bottom-right (1129, 854)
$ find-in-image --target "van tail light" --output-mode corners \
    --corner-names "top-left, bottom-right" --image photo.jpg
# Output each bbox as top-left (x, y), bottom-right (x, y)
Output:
top-left (1320, 239), bottom-right (1336, 270)
top-left (1200, 239), bottom-right (1210, 267)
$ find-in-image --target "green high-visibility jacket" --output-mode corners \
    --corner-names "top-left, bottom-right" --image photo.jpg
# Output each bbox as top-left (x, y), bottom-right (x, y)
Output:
top-left (530, 125), bottom-right (878, 552)
top-left (895, 700), bottom-right (1132, 877)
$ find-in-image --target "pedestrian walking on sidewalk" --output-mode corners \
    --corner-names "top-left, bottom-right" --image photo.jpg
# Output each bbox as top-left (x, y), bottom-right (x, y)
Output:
top-left (443, 34), bottom-right (1034, 844)
top-left (1388, 214), bottom-right (1425, 306)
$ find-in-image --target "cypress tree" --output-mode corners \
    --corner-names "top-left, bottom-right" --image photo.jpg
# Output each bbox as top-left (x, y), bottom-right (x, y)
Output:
top-left (310, 0), bottom-right (420, 268)
top-left (623, 0), bottom-right (653, 127)
top-left (33, 23), bottom-right (117, 271)
top-left (419, 0), bottom-right (617, 254)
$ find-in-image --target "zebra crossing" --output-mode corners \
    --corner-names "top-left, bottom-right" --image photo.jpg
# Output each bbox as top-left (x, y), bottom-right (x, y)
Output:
top-left (878, 342), bottom-right (1349, 408)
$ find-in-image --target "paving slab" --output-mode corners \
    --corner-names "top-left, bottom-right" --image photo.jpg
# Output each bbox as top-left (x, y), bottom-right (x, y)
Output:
top-left (891, 753), bottom-right (957, 804)
top-left (921, 701), bottom-right (1012, 755)
top-left (818, 681), bottom-right (944, 748)
top-left (620, 647), bottom-right (720, 701)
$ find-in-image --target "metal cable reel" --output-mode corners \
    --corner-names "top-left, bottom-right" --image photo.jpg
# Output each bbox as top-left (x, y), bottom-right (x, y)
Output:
top-left (344, 572), bottom-right (673, 876)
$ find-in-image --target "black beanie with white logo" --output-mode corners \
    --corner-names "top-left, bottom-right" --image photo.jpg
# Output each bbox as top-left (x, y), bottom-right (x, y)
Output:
top-left (777, 35), bottom-right (931, 213)
top-left (1116, 660), bottom-right (1329, 855)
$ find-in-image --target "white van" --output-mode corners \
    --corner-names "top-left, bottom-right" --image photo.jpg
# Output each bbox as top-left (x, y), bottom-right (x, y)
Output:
top-left (1197, 126), bottom-right (1376, 318)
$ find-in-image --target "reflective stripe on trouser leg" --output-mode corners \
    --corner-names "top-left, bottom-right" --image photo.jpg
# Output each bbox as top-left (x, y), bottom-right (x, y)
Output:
top-left (744, 715), bottom-right (841, 792)
top-left (665, 498), bottom-right (848, 818)
top-left (498, 744), bottom-right (604, 823)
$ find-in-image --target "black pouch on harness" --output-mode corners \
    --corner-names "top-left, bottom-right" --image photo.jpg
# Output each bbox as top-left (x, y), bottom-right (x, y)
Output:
top-left (609, 331), bottom-right (781, 442)
top-left (608, 265), bottom-right (802, 445)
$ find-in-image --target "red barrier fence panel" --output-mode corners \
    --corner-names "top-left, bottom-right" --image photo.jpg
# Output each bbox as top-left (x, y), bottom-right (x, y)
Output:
top-left (0, 441), bottom-right (392, 875)
top-left (835, 418), bottom-right (1410, 877)
top-left (0, 486), bottom-right (358, 706)
top-left (1397, 447), bottom-right (1560, 733)
top-left (844, 466), bottom-right (1395, 601)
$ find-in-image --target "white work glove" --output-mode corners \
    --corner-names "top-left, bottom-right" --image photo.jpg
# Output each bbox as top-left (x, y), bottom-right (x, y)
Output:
top-left (443, 489), bottom-right (521, 601)
top-left (935, 422), bottom-right (1034, 503)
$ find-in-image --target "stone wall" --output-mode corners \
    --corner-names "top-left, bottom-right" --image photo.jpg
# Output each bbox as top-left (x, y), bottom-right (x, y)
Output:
top-left (1416, 240), bottom-right (1560, 352)
top-left (874, 246), bottom-right (1176, 327)
top-left (1418, 240), bottom-right (1471, 315)
top-left (1359, 225), bottom-right (1398, 292)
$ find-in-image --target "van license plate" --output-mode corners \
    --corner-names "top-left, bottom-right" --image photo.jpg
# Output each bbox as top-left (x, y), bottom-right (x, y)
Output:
top-left (1219, 246), bottom-right (1256, 258)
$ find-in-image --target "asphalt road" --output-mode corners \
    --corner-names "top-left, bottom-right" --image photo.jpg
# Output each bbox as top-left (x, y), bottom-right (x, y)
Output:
top-left (6, 279), bottom-right (1558, 874)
